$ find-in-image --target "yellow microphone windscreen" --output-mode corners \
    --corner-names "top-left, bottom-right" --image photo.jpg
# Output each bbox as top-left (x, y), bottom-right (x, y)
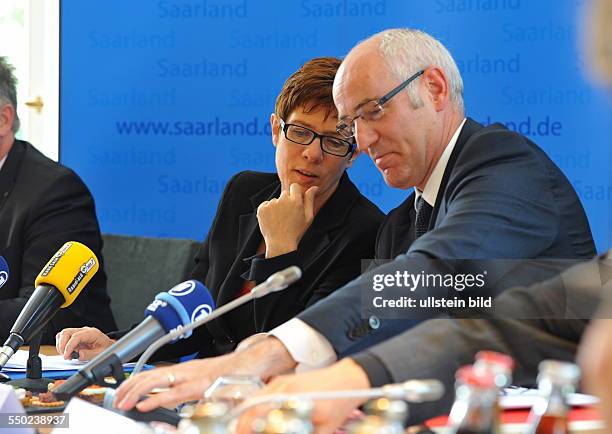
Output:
top-left (34, 241), bottom-right (99, 308)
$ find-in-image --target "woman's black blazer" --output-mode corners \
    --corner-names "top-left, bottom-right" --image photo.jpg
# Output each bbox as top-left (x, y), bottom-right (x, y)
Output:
top-left (153, 170), bottom-right (384, 359)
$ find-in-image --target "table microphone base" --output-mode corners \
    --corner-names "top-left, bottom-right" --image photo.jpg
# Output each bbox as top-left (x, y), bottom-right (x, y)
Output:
top-left (8, 377), bottom-right (53, 392)
top-left (6, 332), bottom-right (52, 392)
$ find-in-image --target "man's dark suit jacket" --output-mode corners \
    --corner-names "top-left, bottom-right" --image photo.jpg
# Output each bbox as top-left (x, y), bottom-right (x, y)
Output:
top-left (351, 252), bottom-right (611, 424)
top-left (144, 170), bottom-right (384, 360)
top-left (0, 140), bottom-right (116, 343)
top-left (297, 118), bottom-right (595, 356)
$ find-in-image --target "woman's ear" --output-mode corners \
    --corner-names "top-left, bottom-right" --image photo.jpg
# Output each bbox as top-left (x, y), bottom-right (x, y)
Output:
top-left (270, 113), bottom-right (280, 147)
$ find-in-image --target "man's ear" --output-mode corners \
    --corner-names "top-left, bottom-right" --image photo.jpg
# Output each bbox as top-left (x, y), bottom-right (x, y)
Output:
top-left (0, 104), bottom-right (15, 136)
top-left (423, 67), bottom-right (450, 112)
top-left (270, 113), bottom-right (280, 147)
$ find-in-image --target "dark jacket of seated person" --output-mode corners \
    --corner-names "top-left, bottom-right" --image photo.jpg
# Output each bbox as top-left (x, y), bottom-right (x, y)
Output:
top-left (0, 139), bottom-right (117, 343)
top-left (110, 170), bottom-right (384, 359)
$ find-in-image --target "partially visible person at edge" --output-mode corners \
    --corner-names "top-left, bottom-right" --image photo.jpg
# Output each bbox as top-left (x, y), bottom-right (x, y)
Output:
top-left (0, 56), bottom-right (116, 342)
top-left (56, 57), bottom-right (384, 362)
top-left (577, 0), bottom-right (612, 432)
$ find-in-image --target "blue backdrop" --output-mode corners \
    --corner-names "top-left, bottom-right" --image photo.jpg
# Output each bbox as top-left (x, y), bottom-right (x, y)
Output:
top-left (60, 0), bottom-right (612, 252)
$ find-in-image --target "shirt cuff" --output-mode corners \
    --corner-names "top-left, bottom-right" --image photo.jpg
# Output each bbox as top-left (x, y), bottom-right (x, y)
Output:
top-left (269, 318), bottom-right (337, 371)
top-left (350, 351), bottom-right (394, 387)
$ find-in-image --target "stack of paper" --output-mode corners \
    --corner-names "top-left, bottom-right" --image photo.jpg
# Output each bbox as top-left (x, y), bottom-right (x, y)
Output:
top-left (0, 350), bottom-right (143, 374)
top-left (1, 350), bottom-right (86, 373)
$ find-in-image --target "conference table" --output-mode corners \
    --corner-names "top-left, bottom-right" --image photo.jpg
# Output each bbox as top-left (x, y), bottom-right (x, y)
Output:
top-left (14, 347), bottom-right (606, 434)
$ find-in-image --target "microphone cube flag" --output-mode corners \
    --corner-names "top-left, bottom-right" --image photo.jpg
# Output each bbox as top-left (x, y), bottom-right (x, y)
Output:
top-left (34, 242), bottom-right (99, 307)
top-left (167, 280), bottom-right (214, 323)
top-left (145, 280), bottom-right (215, 340)
top-left (0, 256), bottom-right (8, 289)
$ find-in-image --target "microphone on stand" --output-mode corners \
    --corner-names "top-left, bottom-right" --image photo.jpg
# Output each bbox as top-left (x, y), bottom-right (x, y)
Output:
top-left (0, 242), bottom-right (99, 391)
top-left (53, 279), bottom-right (215, 399)
top-left (0, 256), bottom-right (9, 382)
top-left (0, 242), bottom-right (99, 369)
top-left (131, 266), bottom-right (302, 374)
top-left (0, 255), bottom-right (9, 290)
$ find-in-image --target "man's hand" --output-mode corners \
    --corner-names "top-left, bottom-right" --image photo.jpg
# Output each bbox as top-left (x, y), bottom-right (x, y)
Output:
top-left (257, 183), bottom-right (318, 258)
top-left (115, 356), bottom-right (234, 412)
top-left (114, 336), bottom-right (297, 412)
top-left (55, 327), bottom-right (115, 361)
top-left (236, 358), bottom-right (370, 434)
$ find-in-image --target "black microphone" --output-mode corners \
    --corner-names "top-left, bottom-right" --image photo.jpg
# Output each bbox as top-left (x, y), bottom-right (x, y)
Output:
top-left (0, 242), bottom-right (99, 369)
top-left (53, 280), bottom-right (215, 400)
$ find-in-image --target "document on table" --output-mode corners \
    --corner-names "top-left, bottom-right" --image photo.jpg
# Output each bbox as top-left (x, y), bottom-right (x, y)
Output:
top-left (0, 350), bottom-right (85, 372)
top-left (0, 350), bottom-right (141, 373)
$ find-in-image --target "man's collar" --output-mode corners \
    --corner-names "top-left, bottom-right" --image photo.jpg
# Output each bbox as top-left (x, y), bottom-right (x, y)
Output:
top-left (414, 118), bottom-right (467, 210)
top-left (0, 154), bottom-right (7, 173)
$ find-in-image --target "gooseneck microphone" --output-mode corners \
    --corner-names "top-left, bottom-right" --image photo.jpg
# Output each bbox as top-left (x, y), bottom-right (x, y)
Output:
top-left (227, 379), bottom-right (445, 422)
top-left (53, 280), bottom-right (215, 400)
top-left (131, 265), bottom-right (302, 374)
top-left (0, 242), bottom-right (99, 369)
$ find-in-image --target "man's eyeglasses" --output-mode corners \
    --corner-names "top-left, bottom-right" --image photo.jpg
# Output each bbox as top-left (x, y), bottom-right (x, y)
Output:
top-left (279, 118), bottom-right (356, 157)
top-left (336, 70), bottom-right (425, 139)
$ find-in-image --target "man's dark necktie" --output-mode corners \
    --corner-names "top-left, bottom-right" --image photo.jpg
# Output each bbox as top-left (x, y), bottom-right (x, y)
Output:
top-left (415, 196), bottom-right (433, 239)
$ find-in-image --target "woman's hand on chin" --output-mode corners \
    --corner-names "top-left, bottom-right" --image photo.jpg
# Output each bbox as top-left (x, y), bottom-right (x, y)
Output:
top-left (257, 183), bottom-right (318, 258)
